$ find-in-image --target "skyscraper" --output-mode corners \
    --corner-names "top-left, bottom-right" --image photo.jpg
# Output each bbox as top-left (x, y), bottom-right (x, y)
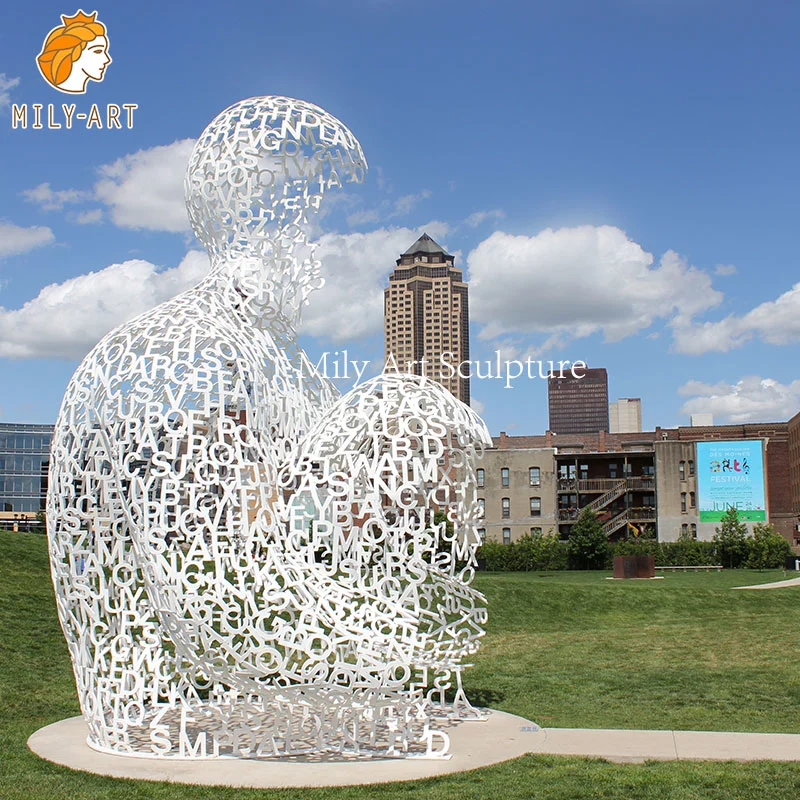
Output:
top-left (609, 398), bottom-right (642, 433)
top-left (384, 233), bottom-right (470, 405)
top-left (548, 367), bottom-right (609, 434)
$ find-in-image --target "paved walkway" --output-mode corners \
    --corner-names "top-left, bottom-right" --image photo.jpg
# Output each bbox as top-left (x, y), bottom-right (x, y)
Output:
top-left (27, 715), bottom-right (800, 788)
top-left (733, 576), bottom-right (800, 590)
top-left (530, 727), bottom-right (800, 763)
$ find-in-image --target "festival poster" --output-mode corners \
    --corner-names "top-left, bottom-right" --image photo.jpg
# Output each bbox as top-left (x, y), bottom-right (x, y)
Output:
top-left (696, 440), bottom-right (767, 522)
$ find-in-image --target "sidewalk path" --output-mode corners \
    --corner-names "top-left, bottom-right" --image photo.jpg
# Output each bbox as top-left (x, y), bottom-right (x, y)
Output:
top-left (529, 727), bottom-right (800, 763)
top-left (733, 576), bottom-right (800, 590)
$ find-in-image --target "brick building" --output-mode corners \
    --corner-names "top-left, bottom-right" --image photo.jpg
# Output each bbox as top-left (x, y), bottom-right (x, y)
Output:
top-left (789, 411), bottom-right (800, 545)
top-left (479, 421), bottom-right (797, 547)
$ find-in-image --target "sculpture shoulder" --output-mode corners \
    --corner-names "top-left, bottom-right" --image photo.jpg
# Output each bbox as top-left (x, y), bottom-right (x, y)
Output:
top-left (56, 288), bottom-right (266, 417)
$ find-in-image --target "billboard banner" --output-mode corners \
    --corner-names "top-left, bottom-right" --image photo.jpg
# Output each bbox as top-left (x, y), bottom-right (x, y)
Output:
top-left (696, 440), bottom-right (766, 522)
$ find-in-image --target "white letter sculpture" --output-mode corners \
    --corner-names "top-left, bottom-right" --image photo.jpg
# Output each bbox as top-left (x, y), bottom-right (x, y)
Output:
top-left (47, 96), bottom-right (491, 760)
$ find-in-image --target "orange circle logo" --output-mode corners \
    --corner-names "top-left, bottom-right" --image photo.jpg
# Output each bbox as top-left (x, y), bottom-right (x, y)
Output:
top-left (36, 9), bottom-right (111, 94)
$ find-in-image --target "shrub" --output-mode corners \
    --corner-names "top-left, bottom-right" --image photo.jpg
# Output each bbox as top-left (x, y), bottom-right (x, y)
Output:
top-left (478, 539), bottom-right (510, 571)
top-left (534, 530), bottom-right (570, 571)
top-left (747, 523), bottom-right (791, 569)
top-left (477, 530), bottom-right (569, 571)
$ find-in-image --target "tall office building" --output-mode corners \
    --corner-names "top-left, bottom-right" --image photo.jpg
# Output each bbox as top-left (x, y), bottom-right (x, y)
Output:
top-left (609, 398), bottom-right (642, 433)
top-left (548, 367), bottom-right (609, 434)
top-left (384, 233), bottom-right (470, 405)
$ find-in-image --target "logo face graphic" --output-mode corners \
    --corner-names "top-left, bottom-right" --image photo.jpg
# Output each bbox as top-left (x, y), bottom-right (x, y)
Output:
top-left (36, 10), bottom-right (111, 94)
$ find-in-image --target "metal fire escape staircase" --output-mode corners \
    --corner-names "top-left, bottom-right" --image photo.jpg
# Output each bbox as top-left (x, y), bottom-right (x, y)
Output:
top-left (602, 508), bottom-right (631, 536)
top-left (584, 480), bottom-right (626, 513)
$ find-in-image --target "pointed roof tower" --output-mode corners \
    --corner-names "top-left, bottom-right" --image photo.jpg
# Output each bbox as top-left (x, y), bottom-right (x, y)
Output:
top-left (401, 232), bottom-right (452, 258)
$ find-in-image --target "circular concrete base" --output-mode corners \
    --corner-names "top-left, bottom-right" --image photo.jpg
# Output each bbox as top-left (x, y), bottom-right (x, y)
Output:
top-left (28, 711), bottom-right (544, 788)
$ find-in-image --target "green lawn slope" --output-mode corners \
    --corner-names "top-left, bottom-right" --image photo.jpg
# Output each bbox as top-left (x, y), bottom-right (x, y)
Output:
top-left (2, 530), bottom-right (800, 800)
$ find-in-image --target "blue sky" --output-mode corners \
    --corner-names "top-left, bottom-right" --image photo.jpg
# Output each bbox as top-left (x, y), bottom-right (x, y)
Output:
top-left (1, 0), bottom-right (799, 435)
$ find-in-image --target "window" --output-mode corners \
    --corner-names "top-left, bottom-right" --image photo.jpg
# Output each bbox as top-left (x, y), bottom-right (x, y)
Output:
top-left (688, 460), bottom-right (695, 476)
top-left (681, 492), bottom-right (687, 513)
top-left (529, 497), bottom-right (541, 517)
top-left (531, 527), bottom-right (542, 536)
top-left (503, 528), bottom-right (511, 545)
top-left (690, 523), bottom-right (697, 538)
top-left (579, 463), bottom-right (589, 480)
top-left (690, 491), bottom-right (696, 508)
top-left (679, 460), bottom-right (686, 480)
top-left (609, 463), bottom-right (618, 479)
top-left (477, 499), bottom-right (485, 518)
top-left (476, 468), bottom-right (485, 488)
top-left (477, 528), bottom-right (486, 542)
top-left (502, 497), bottom-right (510, 518)
top-left (681, 523), bottom-right (688, 536)
top-left (529, 467), bottom-right (540, 487)
top-left (501, 467), bottom-right (509, 487)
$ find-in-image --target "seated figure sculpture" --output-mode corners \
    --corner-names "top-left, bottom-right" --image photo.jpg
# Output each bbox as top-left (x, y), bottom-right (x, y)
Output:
top-left (47, 96), bottom-right (491, 759)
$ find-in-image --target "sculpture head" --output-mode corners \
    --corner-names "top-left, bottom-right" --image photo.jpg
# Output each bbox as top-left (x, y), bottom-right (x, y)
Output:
top-left (186, 97), bottom-right (366, 255)
top-left (185, 96), bottom-right (367, 322)
top-left (37, 10), bottom-right (111, 94)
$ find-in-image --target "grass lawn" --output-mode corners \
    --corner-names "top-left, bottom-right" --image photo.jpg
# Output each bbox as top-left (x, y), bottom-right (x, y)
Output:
top-left (2, 529), bottom-right (800, 799)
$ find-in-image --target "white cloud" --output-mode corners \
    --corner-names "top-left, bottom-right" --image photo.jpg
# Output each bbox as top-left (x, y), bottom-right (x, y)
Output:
top-left (389, 190), bottom-right (431, 218)
top-left (679, 376), bottom-right (800, 424)
top-left (470, 397), bottom-right (486, 416)
top-left (0, 221), bottom-right (451, 358)
top-left (0, 73), bottom-right (19, 111)
top-left (0, 251), bottom-right (209, 359)
top-left (468, 225), bottom-right (721, 343)
top-left (0, 221), bottom-right (55, 258)
top-left (22, 183), bottom-right (87, 211)
top-left (302, 222), bottom-right (450, 342)
top-left (464, 209), bottom-right (505, 227)
top-left (672, 282), bottom-right (800, 355)
top-left (346, 209), bottom-right (381, 226)
top-left (94, 139), bottom-right (195, 232)
top-left (714, 263), bottom-right (737, 276)
top-left (347, 190), bottom-right (432, 227)
top-left (75, 209), bottom-right (103, 225)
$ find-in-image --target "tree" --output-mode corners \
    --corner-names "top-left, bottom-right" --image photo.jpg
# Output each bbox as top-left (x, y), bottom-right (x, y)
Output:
top-left (567, 508), bottom-right (609, 570)
top-left (712, 506), bottom-right (749, 568)
top-left (747, 522), bottom-right (791, 569)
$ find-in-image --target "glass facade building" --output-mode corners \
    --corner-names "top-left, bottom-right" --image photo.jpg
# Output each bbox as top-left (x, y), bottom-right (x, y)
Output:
top-left (0, 423), bottom-right (54, 523)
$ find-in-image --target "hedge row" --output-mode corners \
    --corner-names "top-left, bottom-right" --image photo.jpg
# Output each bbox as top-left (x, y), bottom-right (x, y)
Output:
top-left (477, 533), bottom-right (790, 572)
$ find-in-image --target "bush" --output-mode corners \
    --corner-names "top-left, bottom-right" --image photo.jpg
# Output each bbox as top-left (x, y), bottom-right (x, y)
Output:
top-left (747, 523), bottom-right (791, 569)
top-left (478, 539), bottom-right (511, 571)
top-left (477, 510), bottom-right (791, 572)
top-left (567, 509), bottom-right (610, 570)
top-left (535, 530), bottom-right (570, 570)
top-left (477, 530), bottom-right (568, 571)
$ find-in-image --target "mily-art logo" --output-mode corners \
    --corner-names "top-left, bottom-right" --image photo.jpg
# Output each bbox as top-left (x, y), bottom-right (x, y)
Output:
top-left (11, 9), bottom-right (136, 130)
top-left (37, 9), bottom-right (111, 93)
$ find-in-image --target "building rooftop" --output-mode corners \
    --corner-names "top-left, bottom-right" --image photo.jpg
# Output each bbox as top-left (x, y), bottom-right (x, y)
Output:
top-left (492, 421), bottom-right (790, 453)
top-left (401, 232), bottom-right (452, 258)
